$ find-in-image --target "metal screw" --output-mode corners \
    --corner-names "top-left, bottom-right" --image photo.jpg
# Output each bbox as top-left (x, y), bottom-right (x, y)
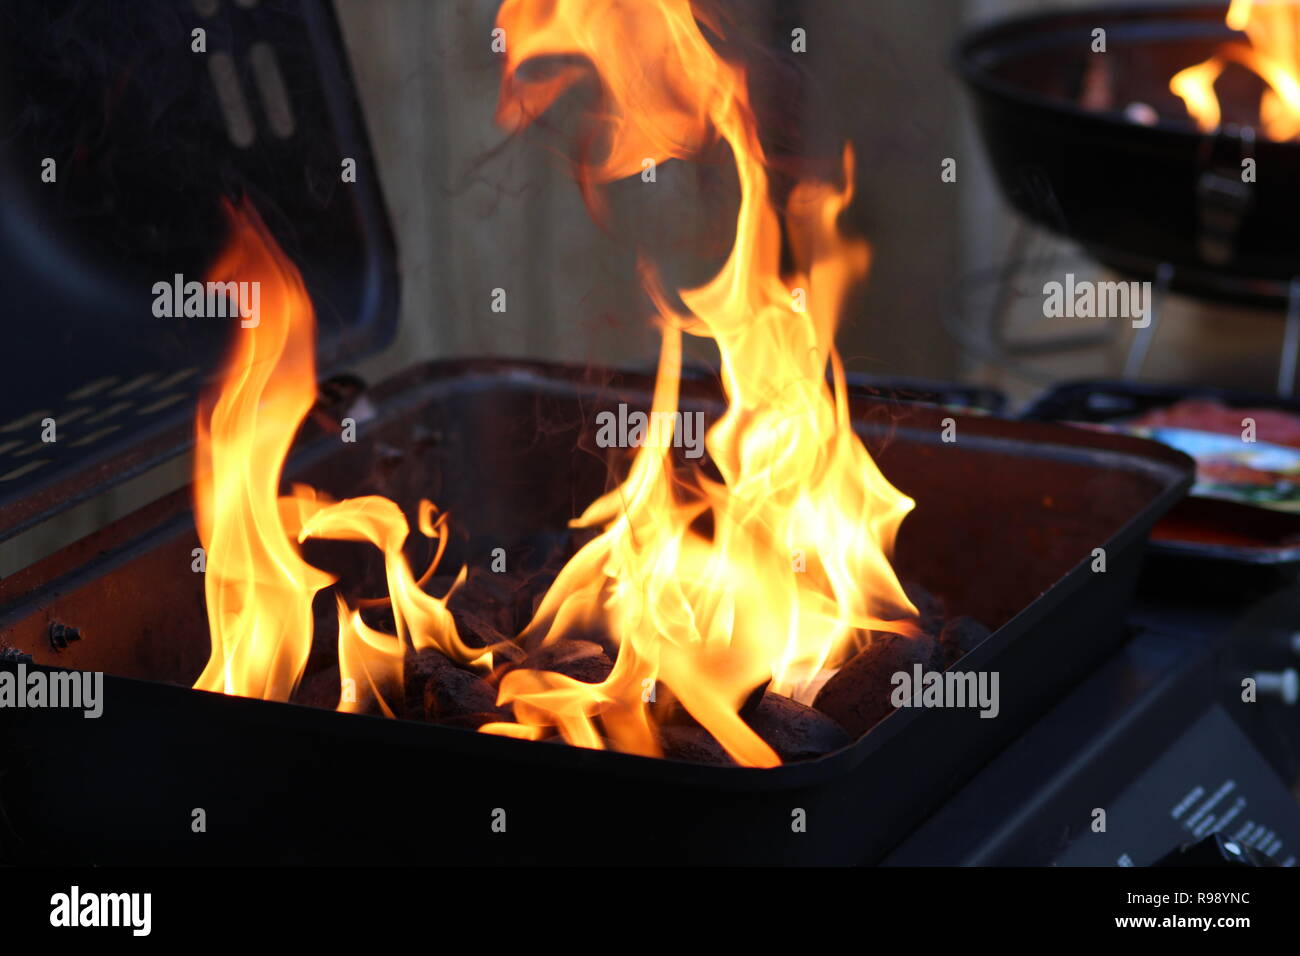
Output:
top-left (48, 621), bottom-right (82, 650)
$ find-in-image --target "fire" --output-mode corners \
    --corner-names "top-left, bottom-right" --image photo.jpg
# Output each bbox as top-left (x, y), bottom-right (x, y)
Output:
top-left (193, 0), bottom-right (920, 768)
top-left (192, 202), bottom-right (335, 701)
top-left (193, 205), bottom-right (480, 707)
top-left (486, 0), bottom-right (917, 765)
top-left (1171, 0), bottom-right (1300, 140)
top-left (295, 493), bottom-right (490, 669)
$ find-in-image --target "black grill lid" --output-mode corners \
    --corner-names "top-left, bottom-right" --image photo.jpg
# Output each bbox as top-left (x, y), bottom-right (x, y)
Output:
top-left (0, 0), bottom-right (398, 543)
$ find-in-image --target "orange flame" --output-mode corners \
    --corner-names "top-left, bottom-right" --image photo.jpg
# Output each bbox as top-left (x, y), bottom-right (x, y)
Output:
top-left (295, 493), bottom-right (489, 669)
top-left (1171, 0), bottom-right (1300, 140)
top-left (193, 206), bottom-right (477, 712)
top-left (194, 1), bottom-right (920, 768)
top-left (485, 0), bottom-right (917, 766)
top-left (334, 596), bottom-right (406, 717)
top-left (192, 202), bottom-right (335, 701)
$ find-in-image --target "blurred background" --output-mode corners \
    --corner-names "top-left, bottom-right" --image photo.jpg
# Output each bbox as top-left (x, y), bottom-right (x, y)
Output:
top-left (338, 0), bottom-right (1281, 402)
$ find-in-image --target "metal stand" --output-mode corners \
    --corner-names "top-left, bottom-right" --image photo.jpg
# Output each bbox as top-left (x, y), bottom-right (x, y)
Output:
top-left (943, 222), bottom-right (1137, 386)
top-left (987, 221), bottom-right (1124, 357)
top-left (944, 222), bottom-right (1300, 392)
top-left (1122, 263), bottom-right (1173, 381)
top-left (1279, 279), bottom-right (1300, 399)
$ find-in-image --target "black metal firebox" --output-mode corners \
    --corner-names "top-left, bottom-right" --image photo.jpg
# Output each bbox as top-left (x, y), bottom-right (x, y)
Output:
top-left (0, 358), bottom-right (1191, 864)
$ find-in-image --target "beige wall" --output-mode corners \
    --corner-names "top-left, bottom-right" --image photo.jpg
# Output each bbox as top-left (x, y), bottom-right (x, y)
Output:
top-left (336, 0), bottom-right (978, 386)
top-left (340, 0), bottom-right (1247, 400)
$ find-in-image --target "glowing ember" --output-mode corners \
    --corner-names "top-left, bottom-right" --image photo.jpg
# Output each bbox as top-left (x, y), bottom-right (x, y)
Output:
top-left (1171, 0), bottom-right (1300, 140)
top-left (193, 0), bottom-right (920, 768)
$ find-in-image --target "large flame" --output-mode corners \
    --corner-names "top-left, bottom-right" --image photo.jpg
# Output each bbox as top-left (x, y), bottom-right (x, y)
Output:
top-left (1171, 0), bottom-right (1300, 140)
top-left (485, 0), bottom-right (917, 766)
top-left (194, 0), bottom-right (919, 768)
top-left (194, 205), bottom-right (478, 708)
top-left (192, 202), bottom-right (335, 701)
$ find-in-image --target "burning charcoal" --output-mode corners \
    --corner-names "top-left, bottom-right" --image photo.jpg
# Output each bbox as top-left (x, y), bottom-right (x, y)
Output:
top-left (813, 631), bottom-right (943, 737)
top-left (938, 616), bottom-right (991, 666)
top-left (408, 646), bottom-right (503, 720)
top-left (517, 607), bottom-right (619, 661)
top-left (521, 640), bottom-right (613, 685)
top-left (488, 641), bottom-right (527, 668)
top-left (306, 597), bottom-right (340, 674)
top-left (486, 642), bottom-right (529, 688)
top-left (445, 560), bottom-right (551, 638)
top-left (659, 726), bottom-right (736, 766)
top-left (404, 647), bottom-right (456, 717)
top-left (902, 579), bottom-right (944, 638)
top-left (450, 604), bottom-right (513, 651)
top-left (740, 680), bottom-right (770, 719)
top-left (744, 691), bottom-right (851, 762)
top-left (651, 679), bottom-right (767, 730)
top-left (555, 623), bottom-right (619, 662)
top-left (296, 665), bottom-right (341, 711)
top-left (407, 646), bottom-right (453, 676)
top-left (446, 567), bottom-right (517, 638)
top-left (647, 685), bottom-right (694, 727)
top-left (423, 659), bottom-right (510, 723)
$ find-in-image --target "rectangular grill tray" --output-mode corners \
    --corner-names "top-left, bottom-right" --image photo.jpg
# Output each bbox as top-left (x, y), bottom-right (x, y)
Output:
top-left (0, 359), bottom-right (1192, 864)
